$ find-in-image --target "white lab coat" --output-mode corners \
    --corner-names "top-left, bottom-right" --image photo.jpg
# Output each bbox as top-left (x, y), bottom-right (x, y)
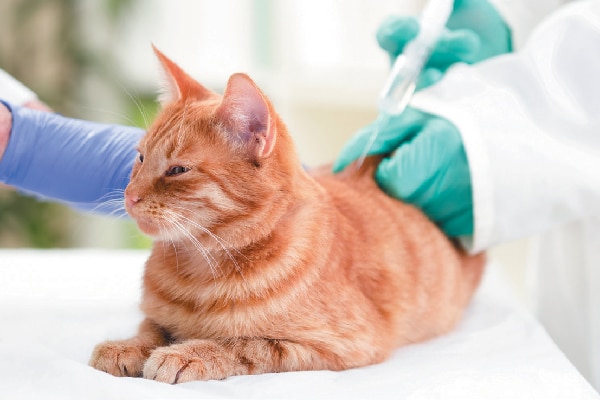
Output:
top-left (413, 0), bottom-right (600, 390)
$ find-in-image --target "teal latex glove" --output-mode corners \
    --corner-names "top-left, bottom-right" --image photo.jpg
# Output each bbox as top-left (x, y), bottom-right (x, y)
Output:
top-left (333, 108), bottom-right (473, 237)
top-left (378, 0), bottom-right (512, 89)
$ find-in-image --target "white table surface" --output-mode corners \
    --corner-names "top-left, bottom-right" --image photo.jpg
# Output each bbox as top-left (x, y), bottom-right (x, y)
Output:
top-left (0, 249), bottom-right (597, 399)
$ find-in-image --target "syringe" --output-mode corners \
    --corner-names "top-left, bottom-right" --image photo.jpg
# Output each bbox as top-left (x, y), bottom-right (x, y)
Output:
top-left (356, 0), bottom-right (454, 168)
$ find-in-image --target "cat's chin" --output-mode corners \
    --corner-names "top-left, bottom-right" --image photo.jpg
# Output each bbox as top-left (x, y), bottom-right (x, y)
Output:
top-left (134, 217), bottom-right (161, 237)
top-left (134, 217), bottom-right (185, 241)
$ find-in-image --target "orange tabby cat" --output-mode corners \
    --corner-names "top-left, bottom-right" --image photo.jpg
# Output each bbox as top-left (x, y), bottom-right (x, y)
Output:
top-left (89, 47), bottom-right (485, 384)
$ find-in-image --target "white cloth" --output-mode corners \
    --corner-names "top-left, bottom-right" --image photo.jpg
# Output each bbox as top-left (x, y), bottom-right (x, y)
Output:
top-left (0, 249), bottom-right (596, 399)
top-left (0, 69), bottom-right (38, 106)
top-left (413, 0), bottom-right (600, 389)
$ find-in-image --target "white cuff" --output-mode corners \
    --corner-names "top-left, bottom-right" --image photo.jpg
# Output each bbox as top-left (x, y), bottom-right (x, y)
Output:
top-left (0, 69), bottom-right (38, 106)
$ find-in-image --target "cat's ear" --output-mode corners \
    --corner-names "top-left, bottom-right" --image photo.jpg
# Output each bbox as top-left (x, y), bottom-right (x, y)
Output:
top-left (152, 45), bottom-right (213, 105)
top-left (217, 73), bottom-right (276, 160)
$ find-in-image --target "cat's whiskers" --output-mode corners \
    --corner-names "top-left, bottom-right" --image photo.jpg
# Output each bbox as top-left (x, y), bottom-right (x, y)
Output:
top-left (161, 210), bottom-right (222, 281)
top-left (159, 218), bottom-right (180, 272)
top-left (168, 205), bottom-right (246, 279)
top-left (90, 189), bottom-right (128, 218)
top-left (118, 80), bottom-right (150, 128)
top-left (76, 105), bottom-right (140, 127)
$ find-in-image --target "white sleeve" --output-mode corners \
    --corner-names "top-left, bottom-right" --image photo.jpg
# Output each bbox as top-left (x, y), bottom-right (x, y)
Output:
top-left (411, 0), bottom-right (600, 252)
top-left (488, 0), bottom-right (570, 48)
top-left (0, 69), bottom-right (38, 106)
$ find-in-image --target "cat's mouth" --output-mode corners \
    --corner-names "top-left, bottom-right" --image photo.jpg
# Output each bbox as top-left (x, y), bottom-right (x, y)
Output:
top-left (126, 201), bottom-right (161, 237)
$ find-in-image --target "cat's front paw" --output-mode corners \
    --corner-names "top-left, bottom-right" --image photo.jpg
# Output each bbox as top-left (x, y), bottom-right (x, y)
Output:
top-left (143, 340), bottom-right (238, 383)
top-left (90, 339), bottom-right (152, 377)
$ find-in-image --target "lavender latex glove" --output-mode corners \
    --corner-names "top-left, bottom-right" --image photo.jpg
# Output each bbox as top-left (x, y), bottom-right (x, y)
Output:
top-left (0, 101), bottom-right (143, 215)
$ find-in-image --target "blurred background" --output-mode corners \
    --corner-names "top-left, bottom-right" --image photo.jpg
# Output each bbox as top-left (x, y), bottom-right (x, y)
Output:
top-left (0, 0), bottom-right (530, 303)
top-left (0, 0), bottom-right (413, 248)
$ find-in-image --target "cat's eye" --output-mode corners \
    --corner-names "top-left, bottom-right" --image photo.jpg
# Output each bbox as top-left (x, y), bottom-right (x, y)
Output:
top-left (166, 165), bottom-right (190, 177)
top-left (138, 154), bottom-right (144, 163)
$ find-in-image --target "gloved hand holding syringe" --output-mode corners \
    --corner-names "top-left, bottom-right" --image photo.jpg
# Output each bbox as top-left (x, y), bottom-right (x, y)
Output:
top-left (356, 0), bottom-right (454, 168)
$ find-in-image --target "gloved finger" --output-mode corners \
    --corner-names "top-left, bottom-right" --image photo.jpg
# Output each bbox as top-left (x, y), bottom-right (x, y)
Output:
top-left (428, 29), bottom-right (481, 68)
top-left (416, 68), bottom-right (444, 90)
top-left (375, 122), bottom-right (444, 202)
top-left (332, 109), bottom-right (426, 173)
top-left (453, 0), bottom-right (469, 8)
top-left (374, 118), bottom-right (473, 236)
top-left (376, 16), bottom-right (419, 62)
top-left (437, 203), bottom-right (474, 237)
top-left (436, 29), bottom-right (480, 55)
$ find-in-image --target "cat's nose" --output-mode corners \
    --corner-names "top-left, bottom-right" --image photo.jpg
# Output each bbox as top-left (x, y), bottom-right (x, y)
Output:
top-left (125, 193), bottom-right (142, 210)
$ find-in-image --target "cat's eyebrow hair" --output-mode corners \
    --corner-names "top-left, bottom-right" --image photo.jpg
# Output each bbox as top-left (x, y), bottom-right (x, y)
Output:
top-left (147, 114), bottom-right (182, 160)
top-left (164, 141), bottom-right (178, 160)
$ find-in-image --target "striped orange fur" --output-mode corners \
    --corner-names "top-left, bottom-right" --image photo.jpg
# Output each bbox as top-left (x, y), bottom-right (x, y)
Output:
top-left (89, 47), bottom-right (485, 383)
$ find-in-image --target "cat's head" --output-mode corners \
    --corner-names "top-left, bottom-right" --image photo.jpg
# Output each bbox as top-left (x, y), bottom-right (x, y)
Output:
top-left (124, 46), bottom-right (303, 246)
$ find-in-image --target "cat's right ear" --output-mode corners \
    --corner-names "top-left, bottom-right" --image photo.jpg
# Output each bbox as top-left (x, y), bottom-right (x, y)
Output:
top-left (152, 45), bottom-right (213, 105)
top-left (217, 73), bottom-right (277, 161)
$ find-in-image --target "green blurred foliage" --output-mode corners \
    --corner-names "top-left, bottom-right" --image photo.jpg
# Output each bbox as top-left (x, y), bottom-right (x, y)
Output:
top-left (0, 188), bottom-right (71, 248)
top-left (0, 0), bottom-right (141, 248)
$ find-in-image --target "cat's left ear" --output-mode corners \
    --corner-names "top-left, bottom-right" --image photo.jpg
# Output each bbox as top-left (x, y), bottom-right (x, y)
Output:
top-left (217, 73), bottom-right (276, 161)
top-left (152, 45), bottom-right (214, 105)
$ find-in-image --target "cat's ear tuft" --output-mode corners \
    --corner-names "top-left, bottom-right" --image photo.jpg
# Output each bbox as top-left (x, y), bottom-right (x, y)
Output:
top-left (152, 45), bottom-right (213, 105)
top-left (217, 73), bottom-right (276, 160)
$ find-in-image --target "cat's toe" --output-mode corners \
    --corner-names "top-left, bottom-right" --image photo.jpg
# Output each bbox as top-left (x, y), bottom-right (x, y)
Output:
top-left (143, 346), bottom-right (204, 383)
top-left (144, 341), bottom-right (236, 383)
top-left (89, 340), bottom-right (149, 377)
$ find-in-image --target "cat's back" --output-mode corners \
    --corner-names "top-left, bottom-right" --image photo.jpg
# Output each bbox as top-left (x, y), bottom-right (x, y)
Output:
top-left (309, 158), bottom-right (457, 278)
top-left (309, 158), bottom-right (485, 345)
top-left (309, 158), bottom-right (433, 240)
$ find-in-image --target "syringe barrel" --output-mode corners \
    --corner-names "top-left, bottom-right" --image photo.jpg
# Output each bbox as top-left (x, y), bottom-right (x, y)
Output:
top-left (378, 38), bottom-right (431, 115)
top-left (377, 0), bottom-right (454, 116)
